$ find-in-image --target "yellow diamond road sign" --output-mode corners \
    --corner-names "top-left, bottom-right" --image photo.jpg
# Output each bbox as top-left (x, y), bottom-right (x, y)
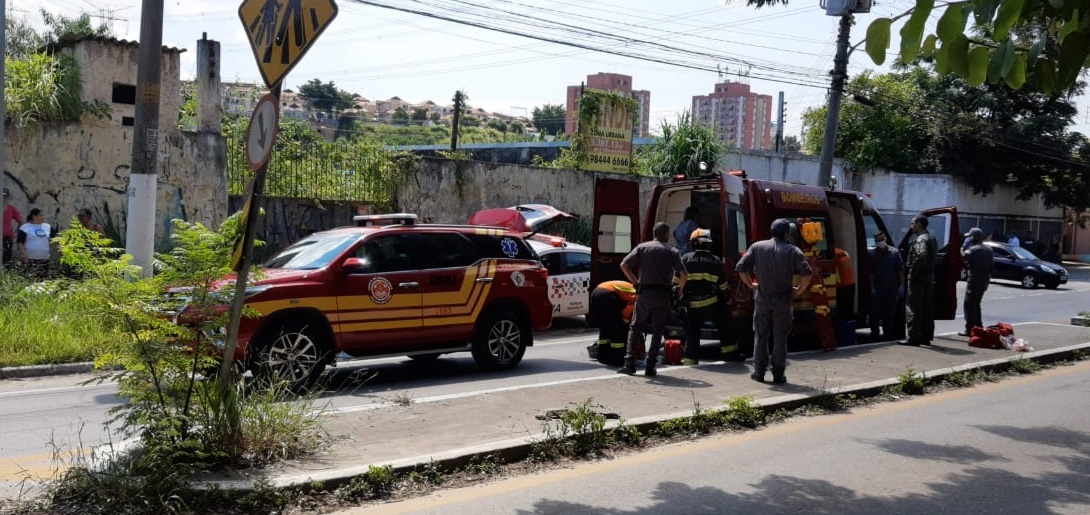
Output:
top-left (239, 0), bottom-right (339, 88)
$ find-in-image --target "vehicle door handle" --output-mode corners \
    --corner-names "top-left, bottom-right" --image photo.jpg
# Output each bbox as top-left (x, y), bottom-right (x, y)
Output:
top-left (476, 277), bottom-right (494, 283)
top-left (399, 282), bottom-right (420, 288)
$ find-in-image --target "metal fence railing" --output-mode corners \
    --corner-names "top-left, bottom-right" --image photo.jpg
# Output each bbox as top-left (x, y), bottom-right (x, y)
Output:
top-left (226, 138), bottom-right (399, 203)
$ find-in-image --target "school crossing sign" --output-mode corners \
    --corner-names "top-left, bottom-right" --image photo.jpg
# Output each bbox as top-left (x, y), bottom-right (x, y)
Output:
top-left (239, 0), bottom-right (339, 88)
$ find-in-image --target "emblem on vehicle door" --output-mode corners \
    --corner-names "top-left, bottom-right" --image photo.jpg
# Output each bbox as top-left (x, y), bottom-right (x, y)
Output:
top-left (501, 238), bottom-right (519, 257)
top-left (511, 271), bottom-right (526, 287)
top-left (369, 277), bottom-right (394, 304)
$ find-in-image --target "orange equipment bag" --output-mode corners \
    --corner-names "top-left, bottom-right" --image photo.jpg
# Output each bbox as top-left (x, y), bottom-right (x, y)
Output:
top-left (663, 339), bottom-right (683, 365)
top-left (969, 326), bottom-right (1003, 349)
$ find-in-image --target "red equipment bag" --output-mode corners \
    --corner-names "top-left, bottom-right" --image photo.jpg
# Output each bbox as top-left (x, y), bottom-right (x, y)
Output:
top-left (663, 339), bottom-right (683, 365)
top-left (990, 323), bottom-right (1014, 337)
top-left (969, 326), bottom-right (1003, 349)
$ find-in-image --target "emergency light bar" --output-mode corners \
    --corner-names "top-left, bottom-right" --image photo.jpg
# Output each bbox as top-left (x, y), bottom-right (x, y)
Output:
top-left (354, 213), bottom-right (418, 226)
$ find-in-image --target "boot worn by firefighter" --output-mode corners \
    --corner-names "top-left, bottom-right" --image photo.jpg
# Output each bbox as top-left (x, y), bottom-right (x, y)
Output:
top-left (720, 344), bottom-right (745, 362)
top-left (772, 367), bottom-right (787, 385)
top-left (616, 358), bottom-right (636, 375)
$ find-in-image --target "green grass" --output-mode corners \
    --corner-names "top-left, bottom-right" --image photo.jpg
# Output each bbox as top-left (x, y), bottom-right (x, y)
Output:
top-left (0, 278), bottom-right (117, 367)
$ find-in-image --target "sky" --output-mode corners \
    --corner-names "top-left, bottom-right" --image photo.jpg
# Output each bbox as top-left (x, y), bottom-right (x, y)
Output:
top-left (21, 0), bottom-right (1090, 139)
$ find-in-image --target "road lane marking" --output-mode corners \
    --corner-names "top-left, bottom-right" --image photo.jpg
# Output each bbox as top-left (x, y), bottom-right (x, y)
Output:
top-left (355, 360), bottom-right (1090, 514)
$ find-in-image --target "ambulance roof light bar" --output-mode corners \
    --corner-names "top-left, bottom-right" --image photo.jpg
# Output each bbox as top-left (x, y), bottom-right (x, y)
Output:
top-left (354, 213), bottom-right (418, 226)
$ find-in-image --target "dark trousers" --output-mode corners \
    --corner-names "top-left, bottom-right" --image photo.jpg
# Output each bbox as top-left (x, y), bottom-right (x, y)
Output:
top-left (683, 303), bottom-right (730, 359)
top-left (591, 287), bottom-right (627, 366)
top-left (869, 290), bottom-right (897, 338)
top-left (752, 302), bottom-right (793, 373)
top-left (963, 279), bottom-right (989, 331)
top-left (626, 288), bottom-right (670, 365)
top-left (2, 237), bottom-right (11, 265)
top-left (906, 275), bottom-right (934, 343)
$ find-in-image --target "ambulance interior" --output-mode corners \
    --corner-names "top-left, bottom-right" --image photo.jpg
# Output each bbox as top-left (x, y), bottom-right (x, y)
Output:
top-left (656, 185), bottom-right (865, 319)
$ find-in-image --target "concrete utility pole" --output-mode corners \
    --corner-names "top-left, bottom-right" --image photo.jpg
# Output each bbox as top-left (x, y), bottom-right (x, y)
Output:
top-left (817, 13), bottom-right (852, 188)
top-left (125, 0), bottom-right (165, 276)
top-left (1, 0), bottom-right (7, 272)
top-left (450, 90), bottom-right (465, 151)
top-left (775, 91), bottom-right (785, 153)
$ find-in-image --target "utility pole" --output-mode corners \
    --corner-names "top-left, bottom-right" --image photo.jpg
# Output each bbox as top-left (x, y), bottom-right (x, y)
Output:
top-left (125, 0), bottom-right (165, 276)
top-left (1, 0), bottom-right (7, 273)
top-left (450, 90), bottom-right (465, 151)
top-left (817, 13), bottom-right (852, 188)
top-left (775, 91), bottom-right (785, 153)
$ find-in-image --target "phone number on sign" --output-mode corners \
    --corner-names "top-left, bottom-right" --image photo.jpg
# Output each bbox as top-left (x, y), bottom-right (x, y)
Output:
top-left (589, 154), bottom-right (631, 167)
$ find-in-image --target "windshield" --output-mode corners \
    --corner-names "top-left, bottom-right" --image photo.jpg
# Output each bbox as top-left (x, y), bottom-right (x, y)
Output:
top-left (263, 232), bottom-right (361, 270)
top-left (1009, 245), bottom-right (1040, 261)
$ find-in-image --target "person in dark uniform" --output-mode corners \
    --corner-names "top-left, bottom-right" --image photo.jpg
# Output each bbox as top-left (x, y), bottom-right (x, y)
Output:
top-left (868, 231), bottom-right (903, 340)
top-left (736, 219), bottom-right (813, 385)
top-left (680, 229), bottom-right (737, 365)
top-left (958, 227), bottom-right (994, 336)
top-left (900, 214), bottom-right (938, 346)
top-left (617, 222), bottom-right (688, 377)
top-left (589, 280), bottom-right (637, 366)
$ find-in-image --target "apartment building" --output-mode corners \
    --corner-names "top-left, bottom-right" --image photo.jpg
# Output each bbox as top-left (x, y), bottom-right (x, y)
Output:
top-left (565, 72), bottom-right (651, 137)
top-left (691, 81), bottom-right (773, 151)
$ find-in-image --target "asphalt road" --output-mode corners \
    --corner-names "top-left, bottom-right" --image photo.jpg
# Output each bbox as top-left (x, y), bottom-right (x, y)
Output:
top-left (341, 360), bottom-right (1090, 515)
top-left (2, 267), bottom-right (1088, 494)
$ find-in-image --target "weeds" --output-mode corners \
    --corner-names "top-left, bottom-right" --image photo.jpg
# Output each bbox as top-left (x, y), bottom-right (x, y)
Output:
top-left (462, 454), bottom-right (503, 476)
top-left (723, 396), bottom-right (765, 428)
top-left (1009, 357), bottom-right (1041, 374)
top-left (334, 465), bottom-right (396, 502)
top-left (894, 367), bottom-right (927, 395)
top-left (532, 399), bottom-right (612, 459)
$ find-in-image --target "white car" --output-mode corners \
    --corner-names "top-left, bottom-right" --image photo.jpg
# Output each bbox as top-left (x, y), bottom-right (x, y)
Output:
top-left (469, 204), bottom-right (591, 318)
top-left (527, 237), bottom-right (592, 318)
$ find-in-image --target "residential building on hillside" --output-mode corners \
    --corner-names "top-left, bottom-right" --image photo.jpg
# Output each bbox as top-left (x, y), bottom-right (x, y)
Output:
top-left (220, 82), bottom-right (262, 116)
top-left (46, 36), bottom-right (184, 132)
top-left (565, 72), bottom-right (651, 137)
top-left (691, 81), bottom-right (773, 151)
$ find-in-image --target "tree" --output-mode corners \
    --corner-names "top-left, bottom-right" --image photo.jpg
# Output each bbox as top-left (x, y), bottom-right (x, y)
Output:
top-left (640, 110), bottom-right (724, 177)
top-left (487, 118), bottom-right (507, 132)
top-left (5, 15), bottom-right (45, 58)
top-left (411, 107), bottom-right (429, 124)
top-left (391, 107), bottom-right (410, 125)
top-left (532, 103), bottom-right (566, 136)
top-left (781, 135), bottom-right (802, 153)
top-left (801, 64), bottom-right (1090, 210)
top-left (297, 78), bottom-right (354, 113)
top-left (746, 0), bottom-right (1090, 94)
top-left (40, 9), bottom-right (113, 43)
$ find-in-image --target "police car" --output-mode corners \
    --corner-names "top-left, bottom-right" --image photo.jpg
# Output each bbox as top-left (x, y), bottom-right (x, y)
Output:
top-left (469, 204), bottom-right (591, 319)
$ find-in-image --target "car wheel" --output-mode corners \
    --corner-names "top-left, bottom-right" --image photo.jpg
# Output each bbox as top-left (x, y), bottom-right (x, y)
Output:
top-left (252, 319), bottom-right (330, 393)
top-left (471, 309), bottom-right (528, 370)
top-left (1021, 274), bottom-right (1038, 289)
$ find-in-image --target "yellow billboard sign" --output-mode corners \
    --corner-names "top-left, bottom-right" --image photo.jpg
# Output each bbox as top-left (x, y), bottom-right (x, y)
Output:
top-left (239, 0), bottom-right (339, 88)
top-left (583, 94), bottom-right (634, 173)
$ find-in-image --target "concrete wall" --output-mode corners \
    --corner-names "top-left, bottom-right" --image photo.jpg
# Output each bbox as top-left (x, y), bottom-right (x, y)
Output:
top-left (720, 150), bottom-right (1063, 242)
top-left (394, 158), bottom-right (661, 224)
top-left (3, 120), bottom-right (227, 250)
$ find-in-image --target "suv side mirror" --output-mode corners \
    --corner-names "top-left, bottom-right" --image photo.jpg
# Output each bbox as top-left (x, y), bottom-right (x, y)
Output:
top-left (341, 257), bottom-right (374, 274)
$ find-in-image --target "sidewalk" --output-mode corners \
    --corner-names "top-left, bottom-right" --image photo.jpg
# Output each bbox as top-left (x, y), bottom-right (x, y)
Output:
top-left (199, 321), bottom-right (1090, 490)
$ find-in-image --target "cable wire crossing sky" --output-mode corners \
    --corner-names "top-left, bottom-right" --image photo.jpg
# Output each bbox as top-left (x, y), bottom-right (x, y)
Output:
top-left (22, 0), bottom-right (1090, 137)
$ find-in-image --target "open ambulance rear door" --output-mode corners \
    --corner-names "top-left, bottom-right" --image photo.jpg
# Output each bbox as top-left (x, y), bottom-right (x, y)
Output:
top-left (590, 177), bottom-right (641, 290)
top-left (898, 207), bottom-right (962, 319)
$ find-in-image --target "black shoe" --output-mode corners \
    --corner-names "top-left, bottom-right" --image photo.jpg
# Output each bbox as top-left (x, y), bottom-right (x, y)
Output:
top-left (957, 330), bottom-right (970, 337)
top-left (772, 374), bottom-right (787, 385)
top-left (617, 366), bottom-right (636, 375)
top-left (896, 340), bottom-right (920, 347)
top-left (921, 340), bottom-right (933, 346)
top-left (644, 366), bottom-right (657, 377)
top-left (750, 372), bottom-right (766, 383)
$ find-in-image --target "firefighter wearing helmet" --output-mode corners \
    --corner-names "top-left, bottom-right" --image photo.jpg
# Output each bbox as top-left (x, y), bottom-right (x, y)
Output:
top-left (679, 228), bottom-right (740, 364)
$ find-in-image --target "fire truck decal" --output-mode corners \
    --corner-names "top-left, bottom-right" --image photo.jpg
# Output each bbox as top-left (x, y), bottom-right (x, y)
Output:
top-left (368, 277), bottom-right (394, 304)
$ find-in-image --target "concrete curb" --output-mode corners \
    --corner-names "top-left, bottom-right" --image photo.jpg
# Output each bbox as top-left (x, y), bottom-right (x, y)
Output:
top-left (193, 341), bottom-right (1090, 492)
top-left (0, 362), bottom-right (94, 379)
